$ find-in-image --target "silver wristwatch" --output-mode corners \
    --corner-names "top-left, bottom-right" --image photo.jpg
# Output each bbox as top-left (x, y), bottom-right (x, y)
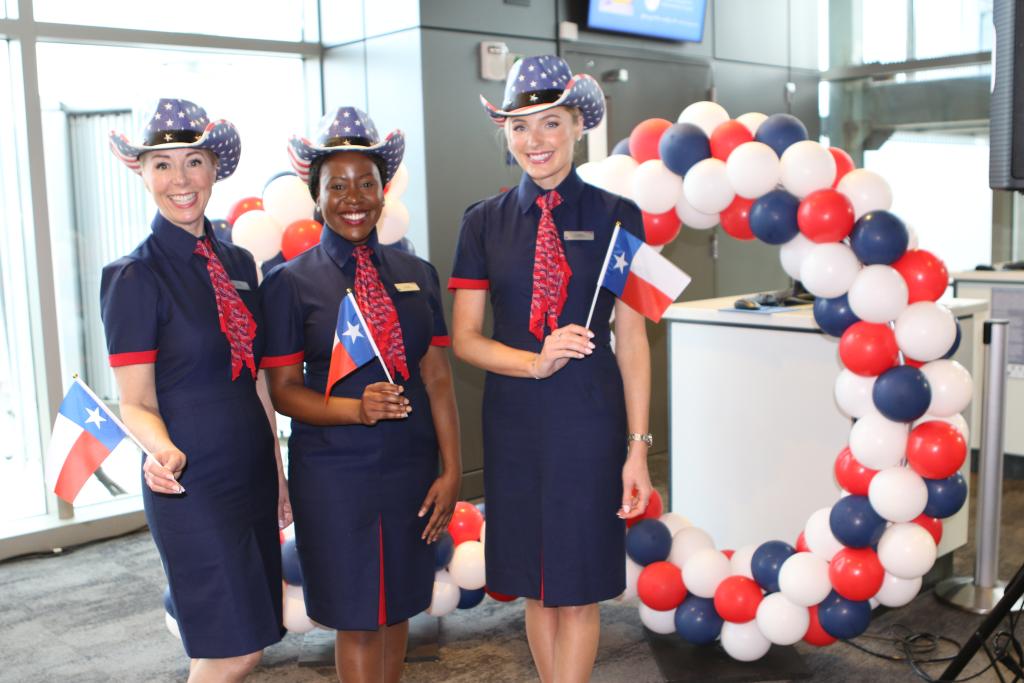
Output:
top-left (627, 432), bottom-right (654, 448)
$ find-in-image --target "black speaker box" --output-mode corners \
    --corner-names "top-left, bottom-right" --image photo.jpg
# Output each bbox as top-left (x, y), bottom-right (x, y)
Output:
top-left (991, 0), bottom-right (1024, 190)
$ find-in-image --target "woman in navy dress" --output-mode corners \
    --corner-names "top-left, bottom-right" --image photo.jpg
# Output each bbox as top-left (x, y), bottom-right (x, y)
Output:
top-left (450, 56), bottom-right (654, 682)
top-left (261, 107), bottom-right (461, 683)
top-left (101, 99), bottom-right (287, 682)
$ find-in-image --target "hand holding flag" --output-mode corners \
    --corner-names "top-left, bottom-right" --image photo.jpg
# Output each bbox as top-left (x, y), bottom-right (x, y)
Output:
top-left (325, 291), bottom-right (394, 400)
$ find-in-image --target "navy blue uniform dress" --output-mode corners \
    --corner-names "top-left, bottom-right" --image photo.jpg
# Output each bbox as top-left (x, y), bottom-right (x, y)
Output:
top-left (450, 168), bottom-right (644, 606)
top-left (260, 227), bottom-right (449, 631)
top-left (100, 213), bottom-right (283, 658)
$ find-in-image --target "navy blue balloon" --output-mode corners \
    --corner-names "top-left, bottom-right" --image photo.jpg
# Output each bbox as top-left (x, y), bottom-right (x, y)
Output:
top-left (611, 137), bottom-right (632, 156)
top-left (162, 585), bottom-right (176, 618)
top-left (872, 365), bottom-right (932, 422)
top-left (625, 519), bottom-right (672, 566)
top-left (924, 472), bottom-right (968, 518)
top-left (849, 211), bottom-right (909, 265)
top-left (750, 540), bottom-right (796, 593)
top-left (282, 538), bottom-right (304, 586)
top-left (943, 319), bottom-right (962, 359)
top-left (391, 237), bottom-right (417, 255)
top-left (658, 122), bottom-right (711, 176)
top-left (754, 113), bottom-right (808, 157)
top-left (749, 190), bottom-right (800, 245)
top-left (211, 218), bottom-right (232, 244)
top-left (813, 294), bottom-right (861, 337)
top-left (434, 532), bottom-right (455, 570)
top-left (458, 587), bottom-right (486, 610)
top-left (261, 252), bottom-right (286, 277)
top-left (818, 591), bottom-right (872, 639)
top-left (264, 170), bottom-right (297, 192)
top-left (674, 595), bottom-right (723, 644)
top-left (829, 495), bottom-right (887, 548)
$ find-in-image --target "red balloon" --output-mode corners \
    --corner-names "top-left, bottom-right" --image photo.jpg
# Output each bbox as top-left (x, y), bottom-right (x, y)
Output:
top-left (804, 605), bottom-right (837, 646)
top-left (839, 322), bottom-right (900, 376)
top-left (638, 561), bottom-right (687, 611)
top-left (795, 531), bottom-right (810, 553)
top-left (279, 530), bottom-right (286, 545)
top-left (829, 147), bottom-right (855, 187)
top-left (629, 118), bottom-right (673, 163)
top-left (485, 588), bottom-right (517, 602)
top-left (904, 357), bottom-right (925, 368)
top-left (281, 219), bottom-right (322, 261)
top-left (907, 421), bottom-right (967, 479)
top-left (797, 189), bottom-right (855, 243)
top-left (626, 488), bottom-right (664, 528)
top-left (892, 249), bottom-right (949, 303)
top-left (912, 514), bottom-right (944, 545)
top-left (719, 196), bottom-right (755, 241)
top-left (713, 575), bottom-right (763, 623)
top-left (709, 120), bottom-right (753, 161)
top-left (722, 549), bottom-right (735, 559)
top-left (829, 547), bottom-right (885, 602)
top-left (642, 210), bottom-right (682, 246)
top-left (447, 501), bottom-right (484, 546)
top-left (226, 196), bottom-right (263, 226)
top-left (834, 446), bottom-right (879, 496)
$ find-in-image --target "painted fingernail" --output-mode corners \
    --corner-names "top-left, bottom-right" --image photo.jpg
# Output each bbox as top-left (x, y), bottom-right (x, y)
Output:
top-left (623, 504), bottom-right (631, 513)
top-left (177, 485), bottom-right (186, 494)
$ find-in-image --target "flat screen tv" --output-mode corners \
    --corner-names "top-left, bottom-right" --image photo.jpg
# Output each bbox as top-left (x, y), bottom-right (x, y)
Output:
top-left (587, 0), bottom-right (707, 42)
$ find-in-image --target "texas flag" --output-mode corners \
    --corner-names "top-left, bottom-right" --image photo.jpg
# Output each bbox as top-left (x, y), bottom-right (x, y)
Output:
top-left (46, 379), bottom-right (135, 504)
top-left (597, 226), bottom-right (692, 322)
top-left (325, 292), bottom-right (384, 399)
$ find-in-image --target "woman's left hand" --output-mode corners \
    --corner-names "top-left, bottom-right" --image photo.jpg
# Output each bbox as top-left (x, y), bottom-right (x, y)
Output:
top-left (419, 471), bottom-right (461, 543)
top-left (618, 445), bottom-right (653, 520)
top-left (277, 476), bottom-right (293, 529)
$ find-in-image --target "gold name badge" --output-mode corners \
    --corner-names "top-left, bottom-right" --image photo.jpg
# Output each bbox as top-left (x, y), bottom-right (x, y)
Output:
top-left (564, 230), bottom-right (595, 241)
top-left (394, 282), bottom-right (421, 292)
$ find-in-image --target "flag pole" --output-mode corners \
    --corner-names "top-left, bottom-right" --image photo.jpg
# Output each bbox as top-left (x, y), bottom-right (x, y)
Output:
top-left (585, 222), bottom-right (621, 330)
top-left (347, 290), bottom-right (395, 384)
top-left (73, 376), bottom-right (154, 457)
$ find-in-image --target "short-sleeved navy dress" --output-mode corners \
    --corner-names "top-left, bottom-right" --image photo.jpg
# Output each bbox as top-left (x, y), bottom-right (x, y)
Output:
top-left (100, 213), bottom-right (283, 658)
top-left (450, 168), bottom-right (645, 606)
top-left (260, 227), bottom-right (449, 631)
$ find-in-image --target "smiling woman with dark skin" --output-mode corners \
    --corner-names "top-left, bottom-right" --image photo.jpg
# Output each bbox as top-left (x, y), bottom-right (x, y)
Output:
top-left (260, 108), bottom-right (460, 683)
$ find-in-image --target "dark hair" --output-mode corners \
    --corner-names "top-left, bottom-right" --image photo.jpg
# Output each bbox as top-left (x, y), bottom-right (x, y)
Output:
top-left (307, 151), bottom-right (389, 202)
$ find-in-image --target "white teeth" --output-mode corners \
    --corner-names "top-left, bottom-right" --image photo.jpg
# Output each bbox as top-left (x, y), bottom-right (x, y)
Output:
top-left (342, 212), bottom-right (367, 221)
top-left (169, 193), bottom-right (196, 206)
top-left (528, 152), bottom-right (552, 162)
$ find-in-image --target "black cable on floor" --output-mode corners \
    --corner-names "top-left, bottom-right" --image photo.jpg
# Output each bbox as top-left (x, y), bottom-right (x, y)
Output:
top-left (0, 524), bottom-right (149, 566)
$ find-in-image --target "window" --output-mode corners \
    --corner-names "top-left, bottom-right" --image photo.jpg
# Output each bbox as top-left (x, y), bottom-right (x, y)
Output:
top-left (858, 0), bottom-right (993, 65)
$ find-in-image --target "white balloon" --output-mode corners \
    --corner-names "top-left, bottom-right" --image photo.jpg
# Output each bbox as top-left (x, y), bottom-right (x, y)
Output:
top-left (623, 556), bottom-right (643, 601)
top-left (729, 544), bottom-right (758, 580)
top-left (449, 541), bottom-right (486, 590)
top-left (681, 548), bottom-right (732, 598)
top-left (387, 162), bottom-right (409, 199)
top-left (675, 191), bottom-right (720, 230)
top-left (600, 154), bottom-right (639, 198)
top-left (480, 521), bottom-right (486, 547)
top-left (233, 210), bottom-right (284, 262)
top-left (847, 265), bottom-right (909, 323)
top-left (755, 592), bottom-right (811, 646)
top-left (779, 141), bottom-right (837, 199)
top-left (877, 523), bottom-right (937, 579)
top-left (639, 603), bottom-right (678, 634)
top-left (849, 412), bottom-right (909, 470)
top-left (377, 201), bottom-right (410, 245)
top-left (836, 169), bottom-right (893, 219)
top-left (683, 158), bottom-right (735, 214)
top-left (659, 512), bottom-right (693, 537)
top-left (263, 174), bottom-right (315, 228)
top-left (915, 412), bottom-right (969, 442)
top-left (921, 360), bottom-right (973, 417)
top-left (164, 612), bottom-right (181, 640)
top-left (800, 242), bottom-right (862, 298)
top-left (777, 552), bottom-right (832, 607)
top-left (720, 620), bottom-right (772, 662)
top-left (283, 583), bottom-right (315, 633)
top-left (874, 572), bottom-right (923, 607)
top-left (834, 369), bottom-right (878, 419)
top-left (736, 112), bottom-right (768, 136)
top-left (779, 233), bottom-right (816, 280)
top-left (632, 159), bottom-right (685, 214)
top-left (678, 100), bottom-right (730, 137)
top-left (906, 224), bottom-right (920, 250)
top-left (895, 302), bottom-right (957, 362)
top-left (576, 161), bottom-right (605, 187)
top-left (426, 570), bottom-right (460, 617)
top-left (868, 466), bottom-right (929, 522)
top-left (726, 142), bottom-right (780, 199)
top-left (669, 526), bottom-right (715, 568)
top-left (804, 507), bottom-right (844, 561)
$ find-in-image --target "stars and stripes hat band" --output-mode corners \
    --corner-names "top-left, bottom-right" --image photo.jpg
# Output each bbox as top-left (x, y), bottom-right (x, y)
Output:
top-left (480, 54), bottom-right (606, 131)
top-left (108, 98), bottom-right (240, 181)
top-left (287, 106), bottom-right (404, 185)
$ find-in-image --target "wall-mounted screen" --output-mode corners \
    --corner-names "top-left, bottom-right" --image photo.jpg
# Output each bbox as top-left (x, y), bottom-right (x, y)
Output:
top-left (587, 0), bottom-right (707, 42)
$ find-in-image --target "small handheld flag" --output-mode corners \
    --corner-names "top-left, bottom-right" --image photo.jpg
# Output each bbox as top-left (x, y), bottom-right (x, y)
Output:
top-left (585, 223), bottom-right (692, 328)
top-left (325, 291), bottom-right (394, 400)
top-left (45, 378), bottom-right (146, 504)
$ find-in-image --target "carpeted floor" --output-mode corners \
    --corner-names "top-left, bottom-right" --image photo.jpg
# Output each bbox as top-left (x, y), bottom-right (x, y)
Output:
top-left (1, 453), bottom-right (1021, 683)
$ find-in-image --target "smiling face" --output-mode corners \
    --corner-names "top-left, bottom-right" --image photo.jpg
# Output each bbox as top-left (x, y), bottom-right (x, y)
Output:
top-left (317, 151), bottom-right (385, 245)
top-left (139, 148), bottom-right (217, 236)
top-left (504, 106), bottom-right (583, 190)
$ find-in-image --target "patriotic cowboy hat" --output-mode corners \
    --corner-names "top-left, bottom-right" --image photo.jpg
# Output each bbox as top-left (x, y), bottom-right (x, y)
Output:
top-left (109, 98), bottom-right (240, 181)
top-left (480, 54), bottom-right (605, 131)
top-left (287, 106), bottom-right (404, 186)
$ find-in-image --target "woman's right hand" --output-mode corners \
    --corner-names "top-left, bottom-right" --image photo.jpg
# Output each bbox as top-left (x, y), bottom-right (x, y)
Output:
top-left (359, 382), bottom-right (411, 425)
top-left (143, 448), bottom-right (187, 494)
top-left (531, 324), bottom-right (595, 379)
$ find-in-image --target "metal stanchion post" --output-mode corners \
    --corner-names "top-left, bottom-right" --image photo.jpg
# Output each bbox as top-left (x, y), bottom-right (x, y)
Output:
top-left (935, 319), bottom-right (1022, 614)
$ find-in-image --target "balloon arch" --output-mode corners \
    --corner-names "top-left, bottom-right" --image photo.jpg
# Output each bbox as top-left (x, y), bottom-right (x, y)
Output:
top-left (167, 102), bottom-right (971, 665)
